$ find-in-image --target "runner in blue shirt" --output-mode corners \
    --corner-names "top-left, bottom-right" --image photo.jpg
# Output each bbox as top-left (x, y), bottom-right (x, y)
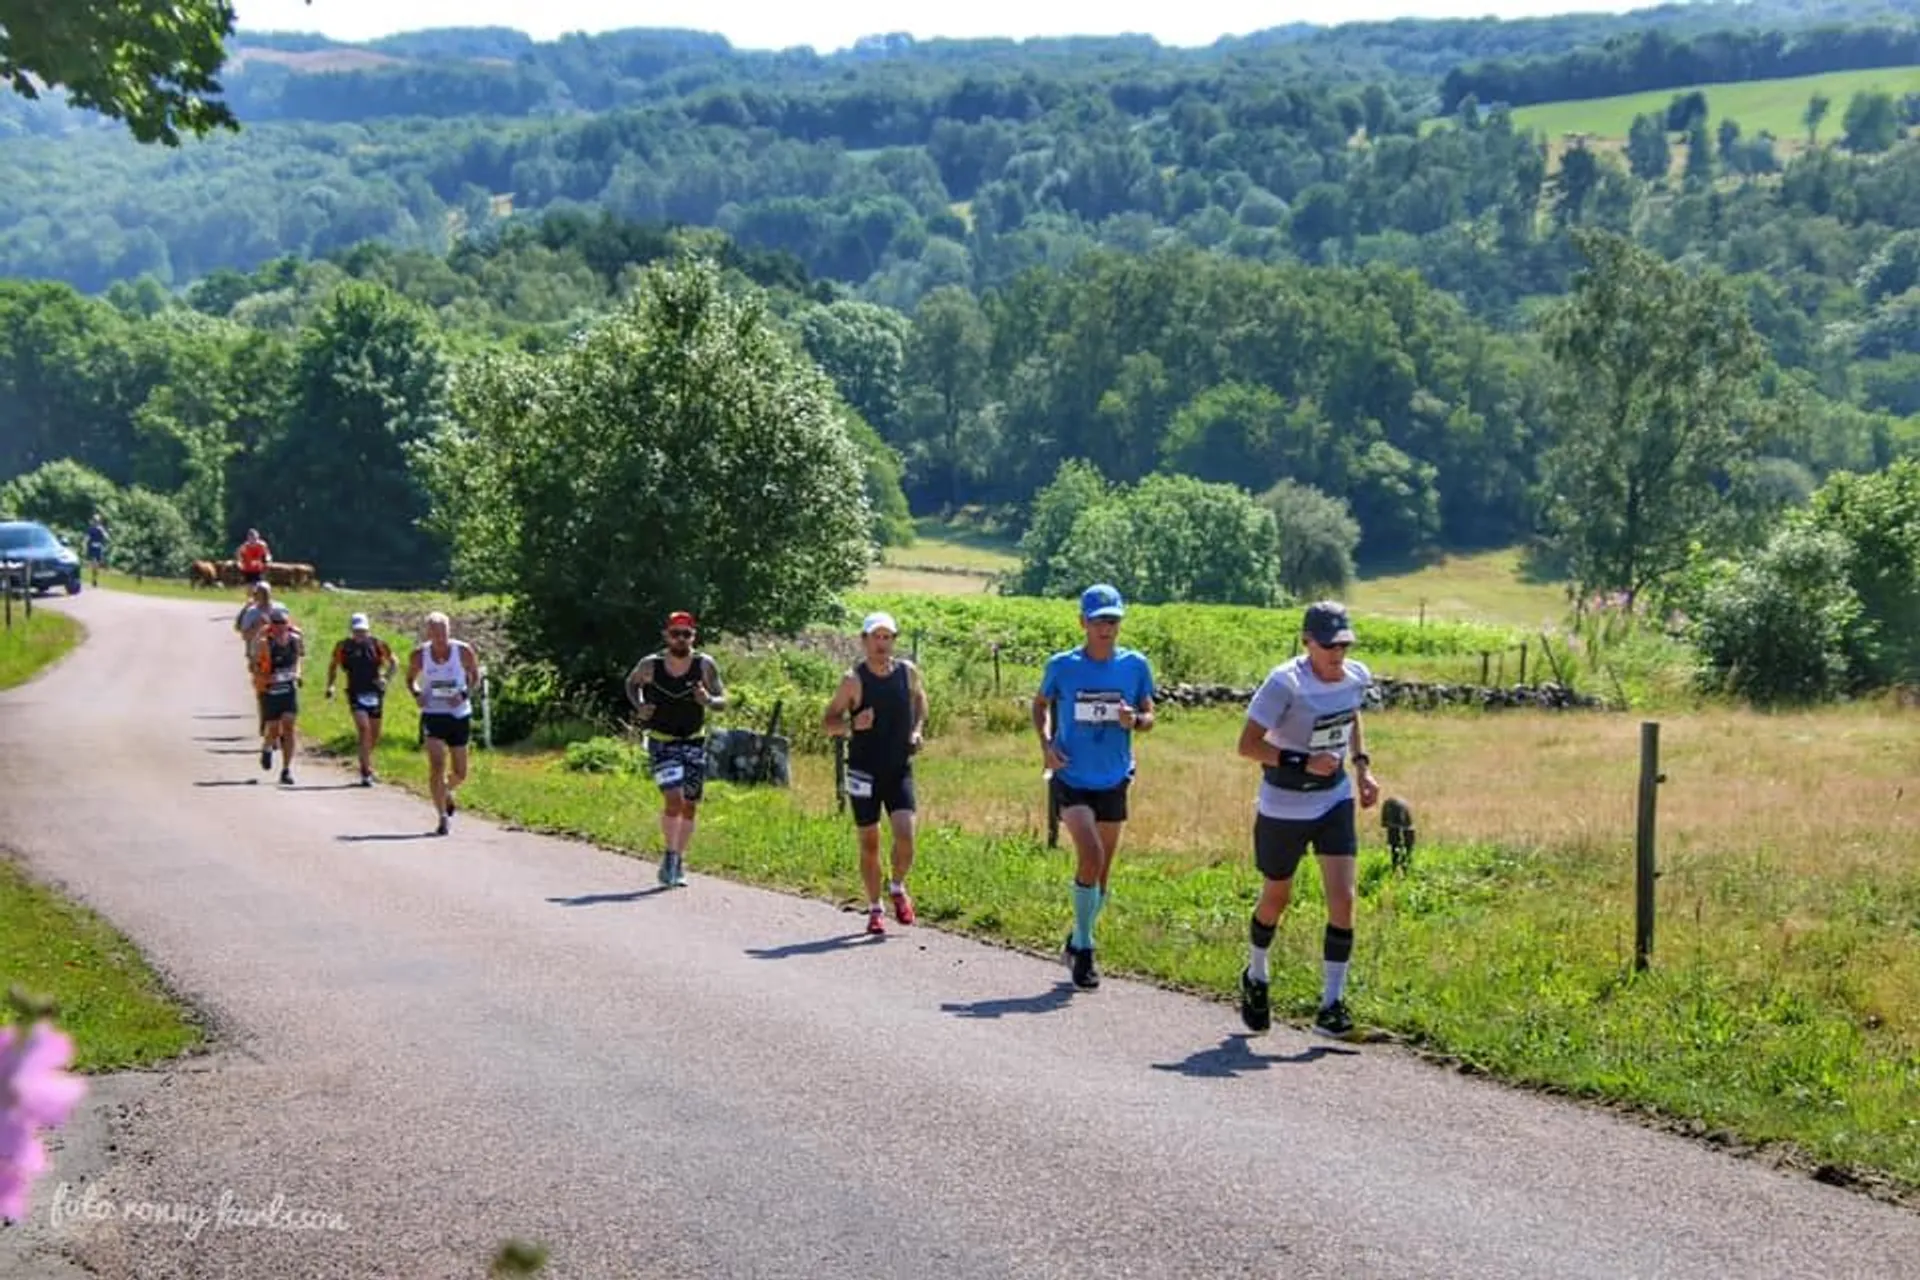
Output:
top-left (1031, 583), bottom-right (1157, 990)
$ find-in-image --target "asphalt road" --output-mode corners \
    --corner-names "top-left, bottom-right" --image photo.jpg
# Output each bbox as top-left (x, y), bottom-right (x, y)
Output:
top-left (1, 587), bottom-right (1915, 1280)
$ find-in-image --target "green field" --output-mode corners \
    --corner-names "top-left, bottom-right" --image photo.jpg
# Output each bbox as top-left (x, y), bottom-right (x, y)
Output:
top-left (1505, 65), bottom-right (1920, 144)
top-left (0, 607), bottom-right (82, 690)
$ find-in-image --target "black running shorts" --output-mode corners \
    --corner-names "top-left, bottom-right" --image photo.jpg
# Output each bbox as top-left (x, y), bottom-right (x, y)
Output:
top-left (1050, 775), bottom-right (1129, 824)
top-left (422, 712), bottom-right (472, 748)
top-left (847, 766), bottom-right (915, 827)
top-left (1254, 799), bottom-right (1358, 881)
top-left (347, 690), bottom-right (384, 720)
top-left (261, 686), bottom-right (298, 721)
top-left (648, 738), bottom-right (707, 802)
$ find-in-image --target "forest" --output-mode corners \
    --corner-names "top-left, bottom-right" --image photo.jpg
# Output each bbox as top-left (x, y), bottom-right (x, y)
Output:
top-left (1, 0), bottom-right (1919, 702)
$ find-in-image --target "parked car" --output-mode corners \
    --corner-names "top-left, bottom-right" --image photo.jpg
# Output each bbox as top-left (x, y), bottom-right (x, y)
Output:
top-left (0, 520), bottom-right (83, 595)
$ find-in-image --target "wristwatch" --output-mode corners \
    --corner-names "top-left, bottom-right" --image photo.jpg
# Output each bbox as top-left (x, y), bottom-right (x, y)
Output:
top-left (1351, 753), bottom-right (1372, 769)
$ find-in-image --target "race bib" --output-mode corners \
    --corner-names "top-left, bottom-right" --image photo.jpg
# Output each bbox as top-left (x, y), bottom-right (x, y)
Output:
top-left (654, 761), bottom-right (684, 786)
top-left (845, 769), bottom-right (874, 798)
top-left (270, 667), bottom-right (295, 693)
top-left (355, 692), bottom-right (380, 709)
top-left (1072, 692), bottom-right (1125, 725)
top-left (1307, 710), bottom-right (1355, 754)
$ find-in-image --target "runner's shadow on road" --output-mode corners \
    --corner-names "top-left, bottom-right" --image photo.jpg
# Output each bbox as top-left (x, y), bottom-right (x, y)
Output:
top-left (193, 735), bottom-right (247, 743)
top-left (939, 983), bottom-right (1078, 1020)
top-left (1151, 1034), bottom-right (1358, 1079)
top-left (192, 779), bottom-right (259, 787)
top-left (284, 783), bottom-right (364, 792)
top-left (191, 713), bottom-right (248, 721)
top-left (546, 888), bottom-right (674, 906)
top-left (745, 932), bottom-right (881, 960)
top-left (336, 831), bottom-right (441, 843)
top-left (204, 747), bottom-right (262, 756)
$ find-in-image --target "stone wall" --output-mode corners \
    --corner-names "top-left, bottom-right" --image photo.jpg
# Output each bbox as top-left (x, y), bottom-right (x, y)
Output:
top-left (1154, 678), bottom-right (1608, 711)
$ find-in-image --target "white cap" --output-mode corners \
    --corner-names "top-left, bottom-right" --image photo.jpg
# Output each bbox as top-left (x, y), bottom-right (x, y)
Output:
top-left (349, 613), bottom-right (370, 632)
top-left (861, 611), bottom-right (898, 636)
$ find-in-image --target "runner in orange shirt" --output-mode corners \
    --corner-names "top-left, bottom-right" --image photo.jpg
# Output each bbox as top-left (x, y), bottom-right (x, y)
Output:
top-left (236, 529), bottom-right (271, 587)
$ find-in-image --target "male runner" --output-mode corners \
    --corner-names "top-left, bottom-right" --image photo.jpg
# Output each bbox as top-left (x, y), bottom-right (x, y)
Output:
top-left (625, 611), bottom-right (726, 887)
top-left (327, 612), bottom-right (398, 786)
top-left (253, 604), bottom-right (304, 786)
top-left (822, 611), bottom-right (927, 936)
top-left (84, 513), bottom-right (107, 585)
top-left (235, 584), bottom-right (277, 733)
top-left (408, 612), bottom-right (481, 836)
top-left (1031, 583), bottom-right (1156, 990)
top-left (1235, 601), bottom-right (1382, 1040)
top-left (237, 529), bottom-right (271, 586)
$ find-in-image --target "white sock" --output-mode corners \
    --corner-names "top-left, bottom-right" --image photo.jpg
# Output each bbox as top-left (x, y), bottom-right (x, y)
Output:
top-left (888, 880), bottom-right (904, 895)
top-left (1248, 946), bottom-right (1270, 984)
top-left (869, 901), bottom-right (882, 914)
top-left (1323, 961), bottom-right (1350, 1005)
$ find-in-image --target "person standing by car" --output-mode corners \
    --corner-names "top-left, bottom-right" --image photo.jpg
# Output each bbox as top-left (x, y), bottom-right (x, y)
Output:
top-left (84, 513), bottom-right (108, 586)
top-left (327, 612), bottom-right (398, 787)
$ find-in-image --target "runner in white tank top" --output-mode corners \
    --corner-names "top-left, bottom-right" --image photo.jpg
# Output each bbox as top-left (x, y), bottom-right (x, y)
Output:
top-left (407, 612), bottom-right (481, 835)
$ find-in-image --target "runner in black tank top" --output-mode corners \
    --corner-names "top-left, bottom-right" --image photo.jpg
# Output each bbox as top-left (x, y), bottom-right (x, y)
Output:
top-left (822, 611), bottom-right (929, 935)
top-left (625, 610), bottom-right (727, 888)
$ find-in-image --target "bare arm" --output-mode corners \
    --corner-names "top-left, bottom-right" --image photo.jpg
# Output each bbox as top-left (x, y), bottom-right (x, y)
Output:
top-left (624, 658), bottom-right (654, 713)
top-left (406, 649), bottom-right (424, 701)
top-left (461, 644), bottom-right (481, 697)
top-left (908, 662), bottom-right (928, 742)
top-left (1237, 718), bottom-right (1281, 766)
top-left (822, 673), bottom-right (861, 737)
top-left (326, 643), bottom-right (342, 693)
top-left (698, 655), bottom-right (728, 710)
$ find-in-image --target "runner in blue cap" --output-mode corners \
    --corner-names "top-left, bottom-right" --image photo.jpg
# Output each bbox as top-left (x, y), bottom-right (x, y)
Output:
top-left (1031, 583), bottom-right (1157, 990)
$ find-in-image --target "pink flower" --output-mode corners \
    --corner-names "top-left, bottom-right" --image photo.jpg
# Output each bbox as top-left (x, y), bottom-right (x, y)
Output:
top-left (0, 1022), bottom-right (86, 1222)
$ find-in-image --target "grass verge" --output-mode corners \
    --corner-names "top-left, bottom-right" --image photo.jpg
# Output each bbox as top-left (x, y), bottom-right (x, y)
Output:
top-left (0, 858), bottom-right (205, 1070)
top-left (270, 584), bottom-right (1919, 1203)
top-left (0, 607), bottom-right (83, 690)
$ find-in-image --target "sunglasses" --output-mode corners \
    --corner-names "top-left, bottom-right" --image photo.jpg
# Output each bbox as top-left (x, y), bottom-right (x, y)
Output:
top-left (668, 628), bottom-right (694, 638)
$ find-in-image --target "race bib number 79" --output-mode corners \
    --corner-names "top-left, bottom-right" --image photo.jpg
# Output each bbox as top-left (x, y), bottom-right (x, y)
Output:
top-left (1072, 693), bottom-right (1124, 725)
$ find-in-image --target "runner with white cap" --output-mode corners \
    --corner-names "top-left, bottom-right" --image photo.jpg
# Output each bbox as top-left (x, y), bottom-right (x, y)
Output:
top-left (327, 611), bottom-right (398, 787)
top-left (822, 610), bottom-right (927, 935)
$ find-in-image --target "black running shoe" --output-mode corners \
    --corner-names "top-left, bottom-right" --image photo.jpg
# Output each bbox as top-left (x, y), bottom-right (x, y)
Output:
top-left (279, 770), bottom-right (294, 787)
top-left (1239, 969), bottom-right (1272, 1033)
top-left (1314, 999), bottom-right (1355, 1039)
top-left (436, 816), bottom-right (449, 837)
top-left (445, 795), bottom-right (456, 817)
top-left (259, 748), bottom-right (272, 771)
top-left (1070, 944), bottom-right (1100, 991)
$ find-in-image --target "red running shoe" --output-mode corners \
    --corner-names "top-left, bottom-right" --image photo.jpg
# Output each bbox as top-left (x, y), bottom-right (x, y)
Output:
top-left (890, 888), bottom-right (916, 925)
top-left (866, 907), bottom-right (886, 936)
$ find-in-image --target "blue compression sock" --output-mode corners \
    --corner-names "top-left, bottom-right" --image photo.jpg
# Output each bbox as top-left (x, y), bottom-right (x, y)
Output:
top-left (1071, 881), bottom-right (1101, 951)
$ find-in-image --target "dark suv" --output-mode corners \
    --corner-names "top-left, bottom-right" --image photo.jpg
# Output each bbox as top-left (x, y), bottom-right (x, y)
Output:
top-left (0, 520), bottom-right (83, 596)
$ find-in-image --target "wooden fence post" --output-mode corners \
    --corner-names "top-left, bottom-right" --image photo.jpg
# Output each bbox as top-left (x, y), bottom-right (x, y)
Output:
top-left (1635, 721), bottom-right (1664, 972)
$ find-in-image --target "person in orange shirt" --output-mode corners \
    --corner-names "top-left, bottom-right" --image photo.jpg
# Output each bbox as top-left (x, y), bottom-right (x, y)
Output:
top-left (237, 529), bottom-right (271, 587)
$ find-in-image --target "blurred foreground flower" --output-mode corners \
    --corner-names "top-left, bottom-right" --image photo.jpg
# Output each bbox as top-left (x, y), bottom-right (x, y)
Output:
top-left (0, 1013), bottom-right (87, 1222)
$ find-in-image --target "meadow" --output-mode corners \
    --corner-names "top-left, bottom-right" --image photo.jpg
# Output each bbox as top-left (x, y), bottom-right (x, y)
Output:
top-left (139, 542), bottom-right (1919, 1205)
top-left (1507, 64), bottom-right (1920, 144)
top-left (0, 604), bottom-right (83, 690)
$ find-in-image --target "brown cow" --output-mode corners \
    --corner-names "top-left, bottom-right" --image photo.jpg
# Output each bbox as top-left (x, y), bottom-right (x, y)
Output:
top-left (187, 560), bottom-right (219, 588)
top-left (215, 559), bottom-right (247, 587)
top-left (264, 561), bottom-right (318, 590)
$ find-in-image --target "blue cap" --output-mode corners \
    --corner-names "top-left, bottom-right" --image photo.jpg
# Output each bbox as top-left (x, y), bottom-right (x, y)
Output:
top-left (1080, 583), bottom-right (1126, 620)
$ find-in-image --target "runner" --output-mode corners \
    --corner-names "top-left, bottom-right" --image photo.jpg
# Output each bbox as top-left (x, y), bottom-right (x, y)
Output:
top-left (821, 611), bottom-right (927, 936)
top-left (236, 529), bottom-right (271, 587)
top-left (84, 513), bottom-right (107, 585)
top-left (235, 584), bottom-right (276, 734)
top-left (624, 611), bottom-right (727, 888)
top-left (326, 612), bottom-right (398, 787)
top-left (1031, 583), bottom-right (1156, 990)
top-left (1234, 601), bottom-right (1381, 1041)
top-left (252, 604), bottom-right (304, 786)
top-left (407, 611), bottom-right (481, 836)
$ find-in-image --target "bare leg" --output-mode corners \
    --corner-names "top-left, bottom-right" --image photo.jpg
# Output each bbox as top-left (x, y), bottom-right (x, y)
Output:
top-left (887, 809), bottom-right (917, 887)
top-left (857, 823), bottom-right (883, 905)
top-left (425, 737), bottom-right (449, 824)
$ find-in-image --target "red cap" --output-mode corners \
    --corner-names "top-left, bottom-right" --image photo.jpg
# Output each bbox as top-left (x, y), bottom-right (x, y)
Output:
top-left (667, 611), bottom-right (696, 630)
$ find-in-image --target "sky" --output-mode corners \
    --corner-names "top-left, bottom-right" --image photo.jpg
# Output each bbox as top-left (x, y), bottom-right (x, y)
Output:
top-left (233, 0), bottom-right (1648, 52)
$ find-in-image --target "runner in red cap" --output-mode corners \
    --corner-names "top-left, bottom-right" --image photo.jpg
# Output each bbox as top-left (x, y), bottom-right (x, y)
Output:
top-left (624, 610), bottom-right (727, 887)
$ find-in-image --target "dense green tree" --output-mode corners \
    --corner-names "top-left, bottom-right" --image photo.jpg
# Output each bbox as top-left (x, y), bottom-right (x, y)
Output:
top-left (106, 485), bottom-right (197, 576)
top-left (1260, 477), bottom-right (1361, 597)
top-left (1842, 90), bottom-right (1901, 155)
top-left (263, 282), bottom-right (451, 585)
top-left (1540, 229), bottom-right (1770, 604)
top-left (1797, 458), bottom-right (1920, 684)
top-left (1691, 525), bottom-right (1864, 704)
top-left (438, 257), bottom-right (873, 702)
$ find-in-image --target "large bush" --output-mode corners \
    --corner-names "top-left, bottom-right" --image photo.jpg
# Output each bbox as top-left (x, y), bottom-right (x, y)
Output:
top-left (1798, 458), bottom-right (1920, 686)
top-left (107, 486), bottom-right (197, 577)
top-left (1690, 525), bottom-right (1864, 705)
top-left (429, 256), bottom-right (873, 704)
top-left (1259, 477), bottom-right (1360, 597)
top-left (0, 459), bottom-right (118, 539)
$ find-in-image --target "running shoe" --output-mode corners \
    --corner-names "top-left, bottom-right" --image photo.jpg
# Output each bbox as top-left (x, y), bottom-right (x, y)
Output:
top-left (435, 816), bottom-right (449, 837)
top-left (259, 748), bottom-right (272, 771)
top-left (866, 907), bottom-right (886, 936)
top-left (889, 888), bottom-right (915, 925)
top-left (279, 769), bottom-right (294, 787)
top-left (666, 854), bottom-right (687, 888)
top-left (1314, 1000), bottom-right (1355, 1039)
top-left (1239, 969), bottom-right (1272, 1034)
top-left (1066, 940), bottom-right (1100, 991)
